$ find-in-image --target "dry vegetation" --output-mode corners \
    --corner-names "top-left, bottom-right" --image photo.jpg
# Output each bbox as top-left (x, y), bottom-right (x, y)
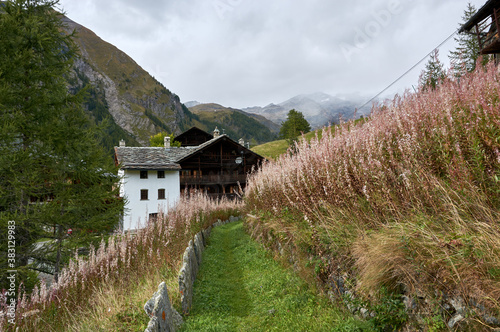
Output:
top-left (0, 194), bottom-right (241, 331)
top-left (2, 61), bottom-right (499, 332)
top-left (244, 63), bottom-right (500, 328)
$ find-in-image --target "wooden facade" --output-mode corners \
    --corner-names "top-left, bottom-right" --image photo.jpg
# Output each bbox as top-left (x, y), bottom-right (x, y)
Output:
top-left (177, 133), bottom-right (264, 199)
top-left (460, 0), bottom-right (500, 56)
top-left (116, 127), bottom-right (264, 202)
top-left (174, 127), bottom-right (213, 146)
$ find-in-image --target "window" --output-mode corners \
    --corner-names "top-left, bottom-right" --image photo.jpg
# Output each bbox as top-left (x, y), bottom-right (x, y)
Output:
top-left (140, 170), bottom-right (148, 179)
top-left (157, 170), bottom-right (165, 178)
top-left (158, 189), bottom-right (166, 200)
top-left (140, 189), bottom-right (148, 200)
top-left (149, 213), bottom-right (158, 221)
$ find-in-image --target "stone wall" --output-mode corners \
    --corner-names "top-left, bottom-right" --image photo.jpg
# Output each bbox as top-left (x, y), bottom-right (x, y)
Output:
top-left (245, 215), bottom-right (500, 331)
top-left (144, 216), bottom-right (239, 332)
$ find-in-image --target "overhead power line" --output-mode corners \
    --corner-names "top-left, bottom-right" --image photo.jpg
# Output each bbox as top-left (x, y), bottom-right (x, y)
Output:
top-left (357, 29), bottom-right (459, 111)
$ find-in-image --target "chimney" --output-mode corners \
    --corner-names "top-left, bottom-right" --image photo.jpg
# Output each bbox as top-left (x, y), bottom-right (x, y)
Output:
top-left (213, 127), bottom-right (220, 138)
top-left (164, 136), bottom-right (171, 149)
top-left (238, 138), bottom-right (244, 146)
top-left (119, 139), bottom-right (126, 147)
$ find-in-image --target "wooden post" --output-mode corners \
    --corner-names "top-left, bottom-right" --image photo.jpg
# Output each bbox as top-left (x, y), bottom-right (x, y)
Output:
top-left (495, 9), bottom-right (500, 38)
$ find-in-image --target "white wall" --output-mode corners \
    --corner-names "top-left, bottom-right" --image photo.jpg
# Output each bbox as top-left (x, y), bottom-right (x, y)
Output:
top-left (119, 169), bottom-right (180, 231)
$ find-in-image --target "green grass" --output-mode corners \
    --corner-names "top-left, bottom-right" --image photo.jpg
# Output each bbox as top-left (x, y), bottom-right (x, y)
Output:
top-left (251, 138), bottom-right (289, 160)
top-left (181, 221), bottom-right (368, 331)
top-left (252, 119), bottom-right (369, 160)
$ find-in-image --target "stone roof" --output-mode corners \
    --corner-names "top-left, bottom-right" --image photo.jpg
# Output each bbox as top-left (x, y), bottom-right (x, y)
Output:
top-left (114, 146), bottom-right (194, 170)
top-left (115, 134), bottom-right (263, 170)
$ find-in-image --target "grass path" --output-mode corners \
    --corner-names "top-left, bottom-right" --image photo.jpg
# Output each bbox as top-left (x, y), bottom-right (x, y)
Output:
top-left (180, 221), bottom-right (368, 331)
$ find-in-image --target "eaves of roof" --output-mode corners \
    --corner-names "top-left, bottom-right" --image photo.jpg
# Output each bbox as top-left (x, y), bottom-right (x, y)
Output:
top-left (460, 0), bottom-right (500, 33)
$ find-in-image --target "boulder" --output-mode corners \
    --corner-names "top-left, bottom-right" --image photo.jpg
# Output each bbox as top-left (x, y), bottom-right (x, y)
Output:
top-left (144, 282), bottom-right (183, 332)
top-left (179, 241), bottom-right (198, 314)
top-left (194, 233), bottom-right (204, 265)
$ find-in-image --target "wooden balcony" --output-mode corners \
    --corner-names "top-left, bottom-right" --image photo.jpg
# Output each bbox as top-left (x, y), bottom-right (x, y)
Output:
top-left (180, 174), bottom-right (247, 185)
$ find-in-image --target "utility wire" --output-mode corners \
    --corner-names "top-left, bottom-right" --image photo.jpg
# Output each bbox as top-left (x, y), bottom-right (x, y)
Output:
top-left (357, 29), bottom-right (459, 111)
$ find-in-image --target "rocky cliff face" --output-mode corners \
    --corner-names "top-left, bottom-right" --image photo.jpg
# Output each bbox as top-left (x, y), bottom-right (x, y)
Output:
top-left (62, 16), bottom-right (189, 146)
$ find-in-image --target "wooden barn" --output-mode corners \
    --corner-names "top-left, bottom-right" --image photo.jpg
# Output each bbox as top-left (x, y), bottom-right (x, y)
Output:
top-left (460, 0), bottom-right (500, 57)
top-left (176, 128), bottom-right (264, 199)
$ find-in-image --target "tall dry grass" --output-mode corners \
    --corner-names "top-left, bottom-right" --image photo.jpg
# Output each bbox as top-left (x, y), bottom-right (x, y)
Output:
top-left (244, 63), bottom-right (500, 310)
top-left (0, 193), bottom-right (241, 331)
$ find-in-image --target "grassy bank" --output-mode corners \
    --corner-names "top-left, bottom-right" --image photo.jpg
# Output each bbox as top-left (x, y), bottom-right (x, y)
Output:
top-left (1, 194), bottom-right (241, 331)
top-left (182, 221), bottom-right (368, 331)
top-left (244, 63), bottom-right (500, 329)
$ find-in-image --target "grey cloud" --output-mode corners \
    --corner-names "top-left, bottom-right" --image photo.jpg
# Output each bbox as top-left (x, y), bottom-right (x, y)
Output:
top-left (60, 0), bottom-right (487, 108)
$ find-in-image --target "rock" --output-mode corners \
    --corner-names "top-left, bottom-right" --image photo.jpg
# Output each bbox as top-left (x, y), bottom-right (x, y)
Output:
top-left (144, 316), bottom-right (159, 332)
top-left (144, 282), bottom-right (183, 332)
top-left (329, 276), bottom-right (346, 297)
top-left (448, 314), bottom-right (464, 329)
top-left (449, 296), bottom-right (466, 315)
top-left (402, 295), bottom-right (416, 311)
top-left (187, 240), bottom-right (198, 281)
top-left (171, 310), bottom-right (183, 328)
top-left (179, 243), bottom-right (197, 315)
top-left (484, 314), bottom-right (500, 327)
top-left (193, 233), bottom-right (204, 267)
top-left (359, 308), bottom-right (370, 319)
top-left (202, 228), bottom-right (211, 246)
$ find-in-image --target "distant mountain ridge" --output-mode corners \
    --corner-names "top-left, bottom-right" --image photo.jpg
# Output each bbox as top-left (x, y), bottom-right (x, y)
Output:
top-left (188, 103), bottom-right (278, 144)
top-left (243, 92), bottom-right (368, 129)
top-left (62, 16), bottom-right (281, 150)
top-left (63, 15), bottom-right (366, 150)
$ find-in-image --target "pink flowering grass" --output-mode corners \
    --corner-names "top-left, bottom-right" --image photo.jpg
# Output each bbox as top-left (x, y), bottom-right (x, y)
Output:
top-left (244, 63), bottom-right (500, 310)
top-left (0, 193), bottom-right (241, 331)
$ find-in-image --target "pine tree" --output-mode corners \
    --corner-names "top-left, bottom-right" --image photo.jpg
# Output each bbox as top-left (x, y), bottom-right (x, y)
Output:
top-left (449, 2), bottom-right (490, 75)
top-left (0, 0), bottom-right (123, 291)
top-left (419, 49), bottom-right (446, 91)
top-left (279, 109), bottom-right (311, 145)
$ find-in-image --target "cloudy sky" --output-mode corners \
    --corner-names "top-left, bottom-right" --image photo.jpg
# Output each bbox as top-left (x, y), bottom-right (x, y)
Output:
top-left (58, 0), bottom-right (486, 109)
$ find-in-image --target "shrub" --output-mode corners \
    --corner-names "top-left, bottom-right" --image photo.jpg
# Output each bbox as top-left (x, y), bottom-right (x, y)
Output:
top-left (0, 193), bottom-right (241, 331)
top-left (244, 62), bottom-right (500, 320)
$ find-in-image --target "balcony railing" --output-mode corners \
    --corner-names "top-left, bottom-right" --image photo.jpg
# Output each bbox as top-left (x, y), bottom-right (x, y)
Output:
top-left (474, 9), bottom-right (500, 54)
top-left (180, 174), bottom-right (247, 185)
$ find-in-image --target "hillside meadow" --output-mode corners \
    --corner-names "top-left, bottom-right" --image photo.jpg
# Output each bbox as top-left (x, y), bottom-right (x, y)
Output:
top-left (2, 63), bottom-right (499, 332)
top-left (245, 62), bottom-right (500, 330)
top-left (0, 194), bottom-right (241, 331)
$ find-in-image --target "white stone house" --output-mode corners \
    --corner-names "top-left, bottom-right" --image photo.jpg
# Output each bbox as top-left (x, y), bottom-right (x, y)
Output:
top-left (114, 137), bottom-right (190, 231)
top-left (114, 128), bottom-right (264, 231)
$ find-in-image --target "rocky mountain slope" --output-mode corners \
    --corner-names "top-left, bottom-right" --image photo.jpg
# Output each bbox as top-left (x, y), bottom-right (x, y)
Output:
top-left (62, 16), bottom-right (278, 150)
top-left (62, 16), bottom-right (194, 147)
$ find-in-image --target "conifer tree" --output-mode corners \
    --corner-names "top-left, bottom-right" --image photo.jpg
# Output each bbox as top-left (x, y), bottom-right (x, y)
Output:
top-left (0, 0), bottom-right (123, 291)
top-left (279, 109), bottom-right (311, 146)
top-left (449, 3), bottom-right (490, 75)
top-left (419, 49), bottom-right (446, 91)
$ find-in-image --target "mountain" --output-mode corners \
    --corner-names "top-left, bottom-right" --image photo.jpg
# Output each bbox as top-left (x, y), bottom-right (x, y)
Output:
top-left (61, 16), bottom-right (195, 149)
top-left (61, 16), bottom-right (367, 150)
top-left (188, 103), bottom-right (277, 145)
top-left (243, 92), bottom-right (368, 129)
top-left (184, 101), bottom-right (202, 108)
